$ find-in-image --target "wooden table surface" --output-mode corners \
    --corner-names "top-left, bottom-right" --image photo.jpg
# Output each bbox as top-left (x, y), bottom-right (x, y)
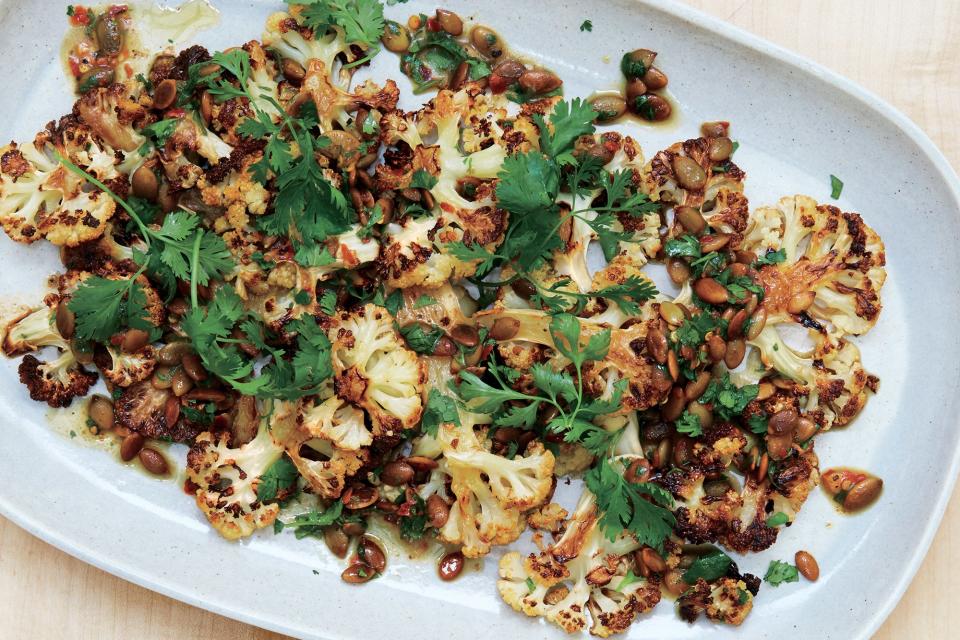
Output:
top-left (1, 1), bottom-right (958, 638)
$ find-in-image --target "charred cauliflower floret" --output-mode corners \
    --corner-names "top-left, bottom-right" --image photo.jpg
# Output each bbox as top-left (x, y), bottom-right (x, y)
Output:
top-left (3, 305), bottom-right (67, 356)
top-left (272, 399), bottom-right (367, 499)
top-left (746, 195), bottom-right (886, 336)
top-left (95, 344), bottom-right (157, 388)
top-left (18, 350), bottom-right (97, 407)
top-left (748, 325), bottom-right (873, 431)
top-left (497, 492), bottom-right (660, 636)
top-left (330, 304), bottom-right (425, 437)
top-left (264, 11), bottom-right (356, 91)
top-left (160, 116), bottom-right (234, 189)
top-left (186, 410), bottom-right (286, 540)
top-left (0, 138), bottom-right (116, 247)
top-left (74, 84), bottom-right (148, 153)
top-left (677, 577), bottom-right (754, 626)
top-left (114, 381), bottom-right (202, 443)
top-left (641, 137), bottom-right (745, 208)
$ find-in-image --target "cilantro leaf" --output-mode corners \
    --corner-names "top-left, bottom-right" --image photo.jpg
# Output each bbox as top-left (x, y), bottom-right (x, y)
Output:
top-left (420, 388), bottom-right (460, 437)
top-left (68, 276), bottom-right (157, 342)
top-left (399, 322), bottom-right (444, 354)
top-left (579, 19), bottom-right (593, 32)
top-left (410, 168), bottom-right (438, 190)
top-left (412, 294), bottom-right (436, 309)
top-left (764, 560), bottom-right (800, 586)
top-left (455, 368), bottom-right (532, 414)
top-left (275, 500), bottom-right (346, 538)
top-left (537, 98), bottom-right (597, 159)
top-left (747, 413), bottom-right (768, 434)
top-left (257, 456), bottom-right (299, 502)
top-left (700, 373), bottom-right (758, 420)
top-left (586, 457), bottom-right (676, 550)
top-left (530, 363), bottom-right (578, 405)
top-left (675, 410), bottom-right (703, 437)
top-left (318, 289), bottom-right (338, 315)
top-left (829, 174), bottom-right (844, 199)
top-left (682, 550), bottom-right (733, 583)
top-left (753, 248), bottom-right (787, 267)
top-left (330, 0), bottom-right (385, 48)
top-left (765, 512), bottom-right (789, 527)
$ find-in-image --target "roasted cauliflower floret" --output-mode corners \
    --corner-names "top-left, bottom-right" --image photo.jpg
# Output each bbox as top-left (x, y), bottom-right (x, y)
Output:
top-left (746, 195), bottom-right (886, 336)
top-left (677, 577), bottom-right (754, 626)
top-left (18, 351), bottom-right (97, 408)
top-left (442, 429), bottom-right (555, 511)
top-left (74, 84), bottom-right (148, 153)
top-left (96, 344), bottom-right (157, 388)
top-left (299, 391), bottom-right (370, 451)
top-left (263, 11), bottom-right (355, 90)
top-left (114, 381), bottom-right (202, 443)
top-left (186, 412), bottom-right (286, 540)
top-left (0, 139), bottom-right (115, 247)
top-left (330, 304), bottom-right (425, 436)
top-left (439, 460), bottom-right (526, 558)
top-left (497, 492), bottom-right (659, 636)
top-left (641, 137), bottom-right (745, 208)
top-left (272, 399), bottom-right (367, 499)
top-left (749, 325), bottom-right (872, 430)
top-left (3, 305), bottom-right (67, 356)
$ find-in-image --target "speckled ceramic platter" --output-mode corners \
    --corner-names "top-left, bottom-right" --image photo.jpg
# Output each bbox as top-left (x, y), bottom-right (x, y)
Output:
top-left (0, 1), bottom-right (958, 638)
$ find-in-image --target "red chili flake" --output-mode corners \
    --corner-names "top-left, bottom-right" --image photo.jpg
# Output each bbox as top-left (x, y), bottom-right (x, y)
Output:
top-left (439, 202), bottom-right (455, 213)
top-left (165, 108), bottom-right (187, 119)
top-left (123, 62), bottom-right (134, 78)
top-left (108, 4), bottom-right (129, 16)
top-left (68, 57), bottom-right (82, 78)
top-left (426, 17), bottom-right (441, 32)
top-left (69, 5), bottom-right (92, 26)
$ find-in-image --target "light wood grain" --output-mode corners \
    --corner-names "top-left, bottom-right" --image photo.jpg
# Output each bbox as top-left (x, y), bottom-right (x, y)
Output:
top-left (1, 1), bottom-right (958, 638)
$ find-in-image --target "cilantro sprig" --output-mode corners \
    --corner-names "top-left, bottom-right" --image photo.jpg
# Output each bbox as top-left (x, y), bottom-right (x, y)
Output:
top-left (451, 99), bottom-right (660, 314)
top-left (57, 152), bottom-right (232, 339)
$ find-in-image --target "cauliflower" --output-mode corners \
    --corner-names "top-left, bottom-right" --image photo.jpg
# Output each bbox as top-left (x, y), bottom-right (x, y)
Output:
top-left (201, 160), bottom-right (271, 231)
top-left (641, 137), bottom-right (745, 208)
top-left (439, 458), bottom-right (526, 557)
top-left (747, 196), bottom-right (886, 337)
top-left (243, 41), bottom-right (283, 123)
top-left (677, 577), bottom-right (754, 626)
top-left (497, 491), bottom-right (661, 636)
top-left (95, 344), bottom-right (157, 388)
top-left (0, 138), bottom-right (116, 247)
top-left (50, 116), bottom-right (123, 182)
top-left (160, 117), bottom-right (234, 189)
top-left (18, 350), bottom-right (97, 407)
top-left (271, 399), bottom-right (367, 498)
top-left (330, 304), bottom-right (425, 436)
top-left (748, 325), bottom-right (872, 430)
top-left (263, 11), bottom-right (355, 91)
top-left (299, 391), bottom-right (370, 451)
top-left (186, 410), bottom-right (287, 540)
top-left (114, 381), bottom-right (202, 443)
top-left (294, 57), bottom-right (399, 134)
top-left (3, 305), bottom-right (66, 356)
top-left (440, 425), bottom-right (555, 511)
top-left (377, 215), bottom-right (478, 289)
top-left (662, 444), bottom-right (818, 553)
top-left (74, 84), bottom-right (148, 153)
